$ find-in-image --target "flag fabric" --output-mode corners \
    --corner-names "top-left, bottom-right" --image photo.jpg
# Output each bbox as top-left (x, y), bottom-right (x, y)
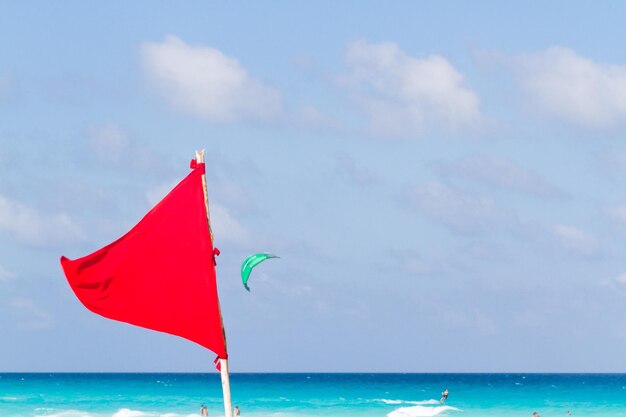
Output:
top-left (60, 162), bottom-right (227, 358)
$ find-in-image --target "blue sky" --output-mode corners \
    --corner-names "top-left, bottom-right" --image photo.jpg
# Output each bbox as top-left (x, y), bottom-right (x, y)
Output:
top-left (3, 1), bottom-right (626, 372)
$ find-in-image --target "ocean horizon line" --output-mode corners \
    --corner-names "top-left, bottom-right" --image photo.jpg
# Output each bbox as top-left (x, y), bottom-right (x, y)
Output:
top-left (3, 371), bottom-right (626, 374)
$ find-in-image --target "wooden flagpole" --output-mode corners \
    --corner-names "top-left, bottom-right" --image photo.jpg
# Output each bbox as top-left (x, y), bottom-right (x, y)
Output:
top-left (196, 150), bottom-right (233, 417)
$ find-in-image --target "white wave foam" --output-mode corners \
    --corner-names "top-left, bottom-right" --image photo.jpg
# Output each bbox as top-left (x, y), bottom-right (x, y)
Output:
top-left (407, 400), bottom-right (440, 406)
top-left (388, 405), bottom-right (459, 417)
top-left (378, 399), bottom-right (439, 405)
top-left (112, 410), bottom-right (149, 417)
top-left (34, 410), bottom-right (202, 417)
top-left (160, 414), bottom-right (198, 417)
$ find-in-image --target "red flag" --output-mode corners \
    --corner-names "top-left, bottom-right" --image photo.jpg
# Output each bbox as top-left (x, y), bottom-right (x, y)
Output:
top-left (60, 162), bottom-right (227, 358)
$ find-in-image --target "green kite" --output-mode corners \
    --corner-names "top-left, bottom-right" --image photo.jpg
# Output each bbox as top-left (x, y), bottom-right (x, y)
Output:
top-left (241, 253), bottom-right (279, 291)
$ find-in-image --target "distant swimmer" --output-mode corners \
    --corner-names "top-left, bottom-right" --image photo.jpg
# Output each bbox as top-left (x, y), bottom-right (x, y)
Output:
top-left (532, 412), bottom-right (539, 417)
top-left (200, 405), bottom-right (208, 416)
top-left (440, 388), bottom-right (449, 403)
top-left (234, 406), bottom-right (240, 416)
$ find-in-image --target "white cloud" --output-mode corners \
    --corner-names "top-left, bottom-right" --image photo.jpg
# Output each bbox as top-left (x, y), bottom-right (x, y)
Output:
top-left (553, 224), bottom-right (599, 255)
top-left (603, 150), bottom-right (626, 173)
top-left (85, 124), bottom-right (159, 173)
top-left (141, 35), bottom-right (283, 122)
top-left (205, 179), bottom-right (248, 210)
top-left (616, 273), bottom-right (626, 284)
top-left (0, 265), bottom-right (16, 283)
top-left (341, 39), bottom-right (482, 138)
top-left (0, 194), bottom-right (85, 246)
top-left (606, 204), bottom-right (626, 224)
top-left (210, 203), bottom-right (250, 245)
top-left (11, 298), bottom-right (53, 330)
top-left (88, 124), bottom-right (129, 163)
top-left (295, 105), bottom-right (337, 129)
top-left (435, 155), bottom-right (564, 198)
top-left (517, 47), bottom-right (626, 128)
top-left (89, 124), bottom-right (126, 150)
top-left (410, 181), bottom-right (510, 234)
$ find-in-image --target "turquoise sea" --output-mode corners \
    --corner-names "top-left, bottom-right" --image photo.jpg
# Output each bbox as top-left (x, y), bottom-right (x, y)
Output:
top-left (1, 373), bottom-right (625, 417)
